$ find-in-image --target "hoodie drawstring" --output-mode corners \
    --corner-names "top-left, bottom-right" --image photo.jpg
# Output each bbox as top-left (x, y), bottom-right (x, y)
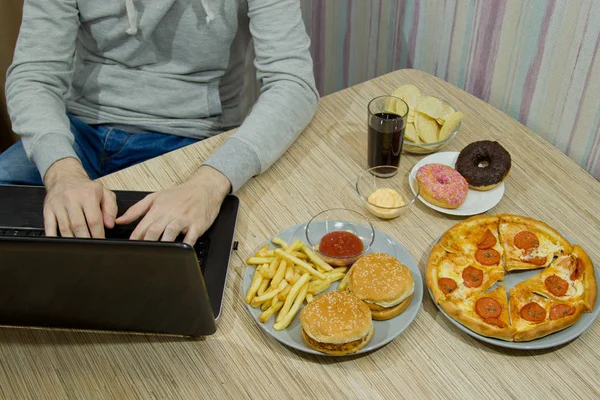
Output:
top-left (200, 0), bottom-right (215, 24)
top-left (125, 0), bottom-right (138, 35)
top-left (125, 1), bottom-right (213, 35)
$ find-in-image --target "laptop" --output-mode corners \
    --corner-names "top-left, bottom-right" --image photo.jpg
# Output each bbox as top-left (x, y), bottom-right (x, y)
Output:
top-left (0, 184), bottom-right (239, 337)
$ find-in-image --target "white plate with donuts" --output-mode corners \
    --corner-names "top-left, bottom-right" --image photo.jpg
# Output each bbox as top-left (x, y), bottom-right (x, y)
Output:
top-left (409, 152), bottom-right (505, 216)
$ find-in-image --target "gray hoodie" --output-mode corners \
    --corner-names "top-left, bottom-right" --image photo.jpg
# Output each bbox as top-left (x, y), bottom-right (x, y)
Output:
top-left (6, 0), bottom-right (318, 192)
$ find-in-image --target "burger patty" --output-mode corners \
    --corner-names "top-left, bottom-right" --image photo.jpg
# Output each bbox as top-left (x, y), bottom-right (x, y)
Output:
top-left (302, 330), bottom-right (366, 351)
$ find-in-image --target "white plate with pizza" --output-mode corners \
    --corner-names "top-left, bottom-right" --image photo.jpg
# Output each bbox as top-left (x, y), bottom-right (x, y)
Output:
top-left (426, 214), bottom-right (600, 350)
top-left (409, 152), bottom-right (504, 216)
top-left (242, 222), bottom-right (423, 356)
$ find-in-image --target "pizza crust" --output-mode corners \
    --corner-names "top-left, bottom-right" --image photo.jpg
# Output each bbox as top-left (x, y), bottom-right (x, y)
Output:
top-left (573, 245), bottom-right (598, 311)
top-left (426, 243), bottom-right (448, 304)
top-left (504, 259), bottom-right (549, 271)
top-left (512, 303), bottom-right (586, 342)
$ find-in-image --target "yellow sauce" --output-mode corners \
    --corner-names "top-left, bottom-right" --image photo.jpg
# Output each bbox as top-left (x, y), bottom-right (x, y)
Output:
top-left (366, 188), bottom-right (405, 219)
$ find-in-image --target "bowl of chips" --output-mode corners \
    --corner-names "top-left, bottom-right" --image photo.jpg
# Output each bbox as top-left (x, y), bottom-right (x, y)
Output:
top-left (387, 85), bottom-right (465, 154)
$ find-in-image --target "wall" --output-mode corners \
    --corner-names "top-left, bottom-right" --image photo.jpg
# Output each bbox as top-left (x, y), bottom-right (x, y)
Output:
top-left (300, 0), bottom-right (600, 180)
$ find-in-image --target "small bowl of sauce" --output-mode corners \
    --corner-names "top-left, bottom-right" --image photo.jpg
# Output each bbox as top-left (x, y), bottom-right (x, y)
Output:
top-left (305, 208), bottom-right (375, 267)
top-left (356, 165), bottom-right (420, 220)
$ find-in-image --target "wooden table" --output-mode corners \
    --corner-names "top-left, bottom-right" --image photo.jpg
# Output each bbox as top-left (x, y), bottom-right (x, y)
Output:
top-left (2, 70), bottom-right (600, 399)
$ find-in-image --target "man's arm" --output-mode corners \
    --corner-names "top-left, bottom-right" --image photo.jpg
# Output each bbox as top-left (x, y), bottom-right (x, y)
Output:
top-left (116, 0), bottom-right (318, 244)
top-left (6, 0), bottom-right (118, 238)
top-left (202, 0), bottom-right (319, 192)
top-left (6, 0), bottom-right (81, 178)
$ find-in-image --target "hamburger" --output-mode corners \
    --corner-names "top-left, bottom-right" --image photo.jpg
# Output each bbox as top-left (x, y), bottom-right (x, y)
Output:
top-left (300, 291), bottom-right (373, 356)
top-left (347, 253), bottom-right (414, 320)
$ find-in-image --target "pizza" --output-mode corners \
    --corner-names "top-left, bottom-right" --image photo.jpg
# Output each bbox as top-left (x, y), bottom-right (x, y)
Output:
top-left (515, 246), bottom-right (596, 309)
top-left (509, 283), bottom-right (587, 342)
top-left (426, 214), bottom-right (597, 342)
top-left (429, 215), bottom-right (505, 303)
top-left (440, 284), bottom-right (515, 340)
top-left (498, 215), bottom-right (572, 271)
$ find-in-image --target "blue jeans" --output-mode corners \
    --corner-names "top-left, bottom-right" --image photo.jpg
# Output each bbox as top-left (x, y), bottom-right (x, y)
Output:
top-left (0, 114), bottom-right (199, 185)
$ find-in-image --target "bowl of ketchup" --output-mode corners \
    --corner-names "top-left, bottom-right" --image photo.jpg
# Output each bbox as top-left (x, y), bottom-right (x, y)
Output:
top-left (305, 208), bottom-right (375, 267)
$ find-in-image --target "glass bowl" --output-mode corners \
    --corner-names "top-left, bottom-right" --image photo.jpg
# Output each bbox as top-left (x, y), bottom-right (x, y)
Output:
top-left (356, 166), bottom-right (420, 220)
top-left (403, 98), bottom-right (461, 154)
top-left (305, 208), bottom-right (375, 268)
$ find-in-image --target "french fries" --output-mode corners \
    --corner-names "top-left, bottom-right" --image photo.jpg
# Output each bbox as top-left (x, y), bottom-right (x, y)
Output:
top-left (302, 245), bottom-right (334, 272)
top-left (245, 270), bottom-right (264, 304)
top-left (277, 272), bottom-right (310, 322)
top-left (308, 278), bottom-right (331, 295)
top-left (270, 259), bottom-right (287, 288)
top-left (274, 249), bottom-right (327, 280)
top-left (254, 280), bottom-right (288, 303)
top-left (271, 237), bottom-right (288, 249)
top-left (246, 257), bottom-right (276, 265)
top-left (259, 298), bottom-right (284, 323)
top-left (285, 263), bottom-right (294, 282)
top-left (245, 236), bottom-right (350, 331)
top-left (273, 282), bottom-right (309, 331)
top-left (338, 274), bottom-right (350, 291)
top-left (277, 285), bottom-right (291, 301)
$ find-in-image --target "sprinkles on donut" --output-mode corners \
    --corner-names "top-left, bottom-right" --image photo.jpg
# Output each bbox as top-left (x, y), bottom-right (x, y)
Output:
top-left (416, 163), bottom-right (469, 209)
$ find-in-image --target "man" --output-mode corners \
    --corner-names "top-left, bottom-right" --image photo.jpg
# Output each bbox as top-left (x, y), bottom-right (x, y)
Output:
top-left (1, 0), bottom-right (318, 245)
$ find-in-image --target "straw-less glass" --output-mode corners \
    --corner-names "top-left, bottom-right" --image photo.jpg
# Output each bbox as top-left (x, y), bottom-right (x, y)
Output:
top-left (367, 95), bottom-right (409, 176)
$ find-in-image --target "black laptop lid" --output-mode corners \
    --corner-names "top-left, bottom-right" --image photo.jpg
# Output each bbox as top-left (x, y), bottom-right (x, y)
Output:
top-left (0, 237), bottom-right (216, 336)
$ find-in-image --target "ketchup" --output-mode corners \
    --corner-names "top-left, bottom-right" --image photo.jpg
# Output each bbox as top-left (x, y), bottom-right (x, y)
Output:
top-left (319, 231), bottom-right (364, 257)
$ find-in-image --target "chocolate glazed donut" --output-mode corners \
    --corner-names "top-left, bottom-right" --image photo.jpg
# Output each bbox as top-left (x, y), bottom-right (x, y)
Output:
top-left (455, 141), bottom-right (511, 191)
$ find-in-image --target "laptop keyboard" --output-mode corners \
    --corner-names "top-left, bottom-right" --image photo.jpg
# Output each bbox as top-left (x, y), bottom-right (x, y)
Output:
top-left (0, 228), bottom-right (209, 272)
top-left (0, 228), bottom-right (44, 237)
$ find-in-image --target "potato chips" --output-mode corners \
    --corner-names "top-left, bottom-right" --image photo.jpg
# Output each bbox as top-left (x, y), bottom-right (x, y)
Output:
top-left (439, 111), bottom-right (465, 141)
top-left (415, 113), bottom-right (440, 143)
top-left (392, 84), bottom-right (421, 111)
top-left (404, 122), bottom-right (419, 143)
top-left (388, 84), bottom-right (465, 148)
top-left (416, 96), bottom-right (444, 120)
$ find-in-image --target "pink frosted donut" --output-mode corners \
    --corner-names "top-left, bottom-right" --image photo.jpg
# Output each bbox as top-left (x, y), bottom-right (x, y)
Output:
top-left (416, 163), bottom-right (468, 209)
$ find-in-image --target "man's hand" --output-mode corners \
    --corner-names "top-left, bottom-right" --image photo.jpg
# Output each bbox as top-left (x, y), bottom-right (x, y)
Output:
top-left (43, 158), bottom-right (118, 238)
top-left (115, 166), bottom-right (231, 246)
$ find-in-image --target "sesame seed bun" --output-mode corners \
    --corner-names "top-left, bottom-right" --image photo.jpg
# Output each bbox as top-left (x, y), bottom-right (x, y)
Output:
top-left (348, 253), bottom-right (414, 320)
top-left (370, 294), bottom-right (413, 320)
top-left (300, 291), bottom-right (373, 356)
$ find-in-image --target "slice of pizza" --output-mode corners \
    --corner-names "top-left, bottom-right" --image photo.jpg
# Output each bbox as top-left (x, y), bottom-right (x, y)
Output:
top-left (440, 215), bottom-right (505, 272)
top-left (439, 215), bottom-right (501, 256)
top-left (439, 284), bottom-right (515, 341)
top-left (427, 243), bottom-right (504, 304)
top-left (524, 246), bottom-right (597, 311)
top-left (499, 214), bottom-right (572, 271)
top-left (510, 283), bottom-right (586, 342)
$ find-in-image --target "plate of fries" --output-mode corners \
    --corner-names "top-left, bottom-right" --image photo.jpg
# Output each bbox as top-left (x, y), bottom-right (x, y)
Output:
top-left (243, 222), bottom-right (423, 355)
